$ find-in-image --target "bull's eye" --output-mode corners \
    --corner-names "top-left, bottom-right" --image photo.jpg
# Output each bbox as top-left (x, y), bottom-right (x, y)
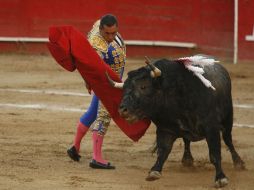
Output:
top-left (140, 85), bottom-right (146, 90)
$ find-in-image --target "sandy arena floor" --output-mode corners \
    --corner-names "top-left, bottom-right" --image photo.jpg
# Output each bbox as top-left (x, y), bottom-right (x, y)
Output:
top-left (0, 54), bottom-right (254, 190)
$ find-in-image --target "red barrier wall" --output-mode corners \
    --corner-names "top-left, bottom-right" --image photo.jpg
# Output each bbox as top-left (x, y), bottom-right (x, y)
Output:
top-left (238, 0), bottom-right (254, 60)
top-left (0, 0), bottom-right (253, 61)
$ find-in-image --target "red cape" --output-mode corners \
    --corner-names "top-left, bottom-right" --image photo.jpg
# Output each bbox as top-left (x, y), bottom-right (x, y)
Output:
top-left (47, 26), bottom-right (151, 142)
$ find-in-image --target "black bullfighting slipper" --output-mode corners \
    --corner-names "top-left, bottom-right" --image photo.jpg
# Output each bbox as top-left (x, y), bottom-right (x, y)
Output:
top-left (89, 159), bottom-right (115, 169)
top-left (67, 146), bottom-right (81, 162)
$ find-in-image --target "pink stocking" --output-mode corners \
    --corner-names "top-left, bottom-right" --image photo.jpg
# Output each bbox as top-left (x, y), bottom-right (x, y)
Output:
top-left (73, 122), bottom-right (89, 152)
top-left (92, 131), bottom-right (108, 164)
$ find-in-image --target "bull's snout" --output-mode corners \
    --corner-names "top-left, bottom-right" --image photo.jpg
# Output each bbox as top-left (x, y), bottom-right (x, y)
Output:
top-left (119, 103), bottom-right (139, 124)
top-left (118, 104), bottom-right (129, 118)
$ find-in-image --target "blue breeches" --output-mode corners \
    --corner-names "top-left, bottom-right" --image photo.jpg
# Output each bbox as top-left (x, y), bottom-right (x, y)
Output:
top-left (79, 95), bottom-right (99, 127)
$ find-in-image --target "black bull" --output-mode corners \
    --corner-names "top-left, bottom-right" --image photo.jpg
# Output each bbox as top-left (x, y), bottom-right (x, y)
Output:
top-left (117, 58), bottom-right (245, 188)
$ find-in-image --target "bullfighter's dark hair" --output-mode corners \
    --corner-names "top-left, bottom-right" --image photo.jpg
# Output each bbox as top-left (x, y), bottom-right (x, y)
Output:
top-left (99, 14), bottom-right (118, 29)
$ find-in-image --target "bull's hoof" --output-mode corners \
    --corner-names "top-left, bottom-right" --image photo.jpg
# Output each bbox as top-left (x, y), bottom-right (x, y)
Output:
top-left (234, 160), bottom-right (245, 170)
top-left (214, 177), bottom-right (229, 188)
top-left (146, 171), bottom-right (161, 181)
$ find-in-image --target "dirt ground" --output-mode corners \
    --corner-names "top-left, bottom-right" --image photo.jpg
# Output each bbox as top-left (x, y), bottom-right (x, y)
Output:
top-left (0, 54), bottom-right (254, 190)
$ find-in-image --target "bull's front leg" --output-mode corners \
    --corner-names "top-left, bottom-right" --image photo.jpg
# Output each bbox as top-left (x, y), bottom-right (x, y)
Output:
top-left (146, 130), bottom-right (176, 181)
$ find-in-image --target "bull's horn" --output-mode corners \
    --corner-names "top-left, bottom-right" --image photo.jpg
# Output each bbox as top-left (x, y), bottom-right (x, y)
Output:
top-left (145, 56), bottom-right (161, 78)
top-left (105, 72), bottom-right (124, 89)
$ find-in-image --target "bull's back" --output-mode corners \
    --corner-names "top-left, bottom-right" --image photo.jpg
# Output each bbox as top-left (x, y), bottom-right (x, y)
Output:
top-left (204, 63), bottom-right (231, 95)
top-left (163, 61), bottom-right (232, 128)
top-left (203, 63), bottom-right (233, 127)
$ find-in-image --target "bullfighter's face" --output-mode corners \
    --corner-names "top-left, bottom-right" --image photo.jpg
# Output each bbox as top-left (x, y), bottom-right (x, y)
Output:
top-left (100, 24), bottom-right (118, 43)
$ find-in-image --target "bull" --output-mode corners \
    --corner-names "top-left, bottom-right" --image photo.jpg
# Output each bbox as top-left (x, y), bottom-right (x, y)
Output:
top-left (108, 55), bottom-right (245, 188)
